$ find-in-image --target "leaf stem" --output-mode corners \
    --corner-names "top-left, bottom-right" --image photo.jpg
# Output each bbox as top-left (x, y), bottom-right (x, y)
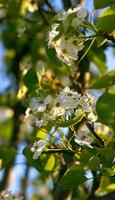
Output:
top-left (43, 148), bottom-right (75, 154)
top-left (78, 37), bottom-right (96, 64)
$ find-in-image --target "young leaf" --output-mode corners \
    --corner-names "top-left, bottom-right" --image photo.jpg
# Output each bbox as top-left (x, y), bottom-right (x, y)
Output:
top-left (90, 70), bottom-right (115, 89)
top-left (94, 0), bottom-right (115, 9)
top-left (97, 147), bottom-right (115, 167)
top-left (96, 8), bottom-right (115, 33)
top-left (88, 156), bottom-right (100, 170)
top-left (55, 110), bottom-right (84, 127)
top-left (60, 164), bottom-right (87, 189)
top-left (88, 48), bottom-right (107, 73)
top-left (96, 89), bottom-right (115, 127)
top-left (0, 147), bottom-right (16, 169)
top-left (43, 154), bottom-right (55, 171)
top-left (23, 68), bottom-right (38, 89)
top-left (23, 147), bottom-right (55, 175)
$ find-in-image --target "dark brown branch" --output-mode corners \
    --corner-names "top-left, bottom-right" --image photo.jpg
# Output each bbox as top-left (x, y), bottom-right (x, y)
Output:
top-left (38, 4), bottom-right (49, 26)
top-left (62, 0), bottom-right (71, 9)
top-left (45, 0), bottom-right (56, 14)
top-left (86, 122), bottom-right (104, 147)
top-left (99, 30), bottom-right (115, 43)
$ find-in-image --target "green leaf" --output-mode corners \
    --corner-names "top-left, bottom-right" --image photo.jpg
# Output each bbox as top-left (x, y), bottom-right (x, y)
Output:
top-left (0, 119), bottom-right (13, 141)
top-left (23, 147), bottom-right (55, 175)
top-left (96, 8), bottom-right (115, 32)
top-left (96, 36), bottom-right (107, 47)
top-left (88, 156), bottom-right (100, 170)
top-left (44, 154), bottom-right (55, 171)
top-left (88, 48), bottom-right (107, 73)
top-left (97, 147), bottom-right (115, 167)
top-left (36, 128), bottom-right (47, 140)
top-left (55, 110), bottom-right (84, 127)
top-left (94, 0), bottom-right (115, 9)
top-left (90, 70), bottom-right (115, 89)
top-left (23, 147), bottom-right (45, 173)
top-left (95, 176), bottom-right (115, 196)
top-left (60, 164), bottom-right (87, 189)
top-left (0, 147), bottom-right (16, 169)
top-left (96, 89), bottom-right (115, 126)
top-left (96, 89), bottom-right (115, 127)
top-left (80, 149), bottom-right (94, 164)
top-left (46, 47), bottom-right (61, 67)
top-left (23, 68), bottom-right (38, 89)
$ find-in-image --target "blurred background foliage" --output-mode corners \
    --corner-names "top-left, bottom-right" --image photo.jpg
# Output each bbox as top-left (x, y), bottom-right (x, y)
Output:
top-left (0, 0), bottom-right (115, 199)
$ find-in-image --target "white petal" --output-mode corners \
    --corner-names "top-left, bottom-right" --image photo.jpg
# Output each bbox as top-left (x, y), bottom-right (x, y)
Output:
top-left (33, 150), bottom-right (42, 159)
top-left (31, 147), bottom-right (35, 152)
top-left (38, 140), bottom-right (46, 148)
top-left (25, 108), bottom-right (31, 118)
top-left (37, 105), bottom-right (46, 112)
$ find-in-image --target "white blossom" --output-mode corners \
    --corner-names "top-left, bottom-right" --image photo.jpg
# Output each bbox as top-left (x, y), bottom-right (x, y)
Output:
top-left (55, 87), bottom-right (80, 109)
top-left (48, 23), bottom-right (59, 47)
top-left (25, 108), bottom-right (31, 118)
top-left (78, 93), bottom-right (95, 112)
top-left (44, 95), bottom-right (52, 105)
top-left (74, 131), bottom-right (94, 148)
top-left (31, 140), bottom-right (46, 159)
top-left (87, 112), bottom-right (97, 122)
top-left (54, 36), bottom-right (80, 66)
top-left (25, 88), bottom-right (97, 128)
top-left (0, 191), bottom-right (22, 200)
top-left (48, 5), bottom-right (87, 66)
top-left (77, 7), bottom-right (87, 19)
top-left (50, 103), bottom-right (66, 119)
top-left (60, 6), bottom-right (87, 22)
top-left (29, 97), bottom-right (46, 112)
top-left (29, 95), bottom-right (52, 113)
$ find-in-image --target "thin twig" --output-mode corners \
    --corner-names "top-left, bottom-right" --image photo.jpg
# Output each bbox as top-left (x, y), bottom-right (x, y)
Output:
top-left (78, 37), bottom-right (96, 65)
top-left (38, 4), bottom-right (49, 26)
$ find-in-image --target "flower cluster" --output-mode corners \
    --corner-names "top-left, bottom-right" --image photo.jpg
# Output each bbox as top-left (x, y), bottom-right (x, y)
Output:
top-left (0, 191), bottom-right (22, 200)
top-left (31, 139), bottom-right (46, 159)
top-left (74, 131), bottom-right (94, 148)
top-left (25, 87), bottom-right (97, 128)
top-left (48, 5), bottom-right (87, 66)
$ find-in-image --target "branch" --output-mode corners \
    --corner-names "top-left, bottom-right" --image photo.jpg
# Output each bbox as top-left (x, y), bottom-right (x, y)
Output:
top-left (86, 123), bottom-right (104, 147)
top-left (38, 4), bottom-right (49, 26)
top-left (62, 0), bottom-right (71, 9)
top-left (99, 30), bottom-right (115, 43)
top-left (45, 0), bottom-right (56, 14)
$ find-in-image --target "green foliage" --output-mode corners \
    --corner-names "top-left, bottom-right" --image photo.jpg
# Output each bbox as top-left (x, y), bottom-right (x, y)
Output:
top-left (94, 0), bottom-right (115, 9)
top-left (23, 147), bottom-right (56, 175)
top-left (60, 164), bottom-right (87, 189)
top-left (0, 119), bottom-right (13, 141)
top-left (0, 147), bottom-right (16, 169)
top-left (97, 147), bottom-right (115, 167)
top-left (96, 8), bottom-right (115, 32)
top-left (88, 47), bottom-right (107, 73)
top-left (91, 70), bottom-right (115, 89)
top-left (95, 176), bottom-right (115, 196)
top-left (88, 156), bottom-right (100, 170)
top-left (23, 68), bottom-right (38, 90)
top-left (96, 89), bottom-right (115, 127)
